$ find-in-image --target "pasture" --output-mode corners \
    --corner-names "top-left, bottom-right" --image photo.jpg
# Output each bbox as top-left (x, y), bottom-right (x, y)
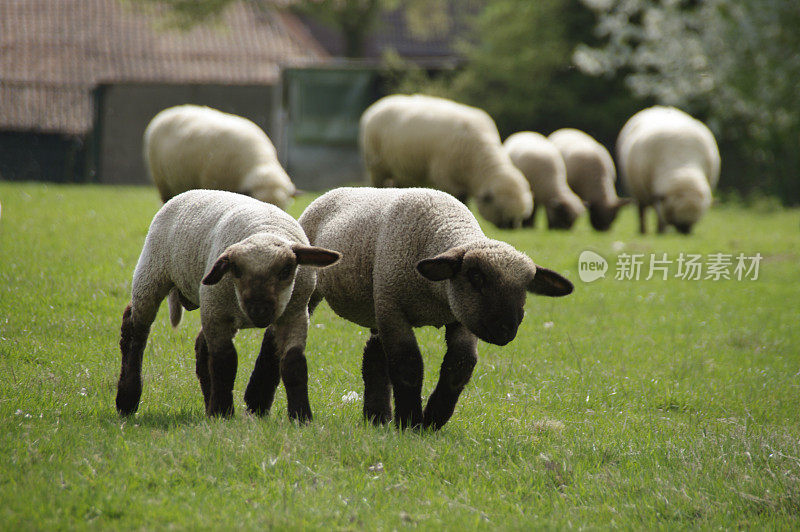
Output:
top-left (1, 182), bottom-right (799, 529)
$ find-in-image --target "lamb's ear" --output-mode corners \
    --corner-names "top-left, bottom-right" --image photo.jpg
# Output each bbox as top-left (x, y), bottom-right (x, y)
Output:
top-left (292, 244), bottom-right (340, 267)
top-left (203, 253), bottom-right (232, 285)
top-left (528, 266), bottom-right (573, 297)
top-left (416, 248), bottom-right (466, 282)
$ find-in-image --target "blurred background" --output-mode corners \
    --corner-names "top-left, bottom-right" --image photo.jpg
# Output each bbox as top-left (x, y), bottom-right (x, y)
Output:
top-left (1, 0), bottom-right (798, 204)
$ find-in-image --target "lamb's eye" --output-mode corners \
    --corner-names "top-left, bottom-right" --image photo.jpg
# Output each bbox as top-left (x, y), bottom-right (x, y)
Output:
top-left (278, 264), bottom-right (294, 281)
top-left (230, 264), bottom-right (242, 278)
top-left (467, 268), bottom-right (484, 290)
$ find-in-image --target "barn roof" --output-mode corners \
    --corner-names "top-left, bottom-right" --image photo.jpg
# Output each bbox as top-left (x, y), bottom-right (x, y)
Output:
top-left (0, 0), bottom-right (327, 135)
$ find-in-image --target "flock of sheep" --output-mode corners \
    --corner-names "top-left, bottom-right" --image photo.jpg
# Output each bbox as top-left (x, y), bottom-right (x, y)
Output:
top-left (117, 95), bottom-right (721, 429)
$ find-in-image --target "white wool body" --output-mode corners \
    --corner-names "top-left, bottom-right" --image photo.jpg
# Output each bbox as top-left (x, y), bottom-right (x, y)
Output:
top-left (504, 131), bottom-right (585, 229)
top-left (548, 128), bottom-right (628, 231)
top-left (144, 105), bottom-right (295, 209)
top-left (130, 190), bottom-right (313, 336)
top-left (617, 106), bottom-right (720, 232)
top-left (360, 94), bottom-right (533, 228)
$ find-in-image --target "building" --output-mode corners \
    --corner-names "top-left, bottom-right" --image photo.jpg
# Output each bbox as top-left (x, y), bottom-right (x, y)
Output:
top-left (0, 0), bottom-right (325, 185)
top-left (0, 0), bottom-right (471, 189)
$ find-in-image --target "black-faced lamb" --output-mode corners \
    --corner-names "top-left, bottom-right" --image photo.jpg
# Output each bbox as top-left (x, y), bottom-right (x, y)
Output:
top-left (504, 131), bottom-right (586, 230)
top-left (299, 187), bottom-right (573, 430)
top-left (115, 190), bottom-right (339, 419)
top-left (616, 106), bottom-right (720, 234)
top-left (548, 128), bottom-right (631, 231)
top-left (144, 105), bottom-right (297, 209)
top-left (359, 94), bottom-right (533, 229)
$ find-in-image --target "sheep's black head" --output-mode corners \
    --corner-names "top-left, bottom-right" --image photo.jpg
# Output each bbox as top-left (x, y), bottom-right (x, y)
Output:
top-left (546, 199), bottom-right (584, 230)
top-left (476, 171), bottom-right (533, 229)
top-left (202, 234), bottom-right (339, 328)
top-left (416, 242), bottom-right (573, 346)
top-left (588, 198), bottom-right (631, 231)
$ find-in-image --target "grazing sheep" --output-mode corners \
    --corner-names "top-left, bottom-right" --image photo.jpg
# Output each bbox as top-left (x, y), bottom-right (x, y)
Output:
top-left (299, 187), bottom-right (573, 430)
top-left (504, 132), bottom-right (586, 230)
top-left (115, 190), bottom-right (339, 419)
top-left (616, 106), bottom-right (720, 234)
top-left (548, 128), bottom-right (631, 231)
top-left (359, 94), bottom-right (533, 229)
top-left (144, 105), bottom-right (296, 209)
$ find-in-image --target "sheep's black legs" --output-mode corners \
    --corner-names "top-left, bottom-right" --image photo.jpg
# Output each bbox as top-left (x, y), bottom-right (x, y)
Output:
top-left (423, 323), bottom-right (478, 430)
top-left (656, 213), bottom-right (667, 234)
top-left (194, 330), bottom-right (212, 409)
top-left (116, 304), bottom-right (150, 415)
top-left (206, 338), bottom-right (237, 417)
top-left (244, 328), bottom-right (281, 416)
top-left (280, 347), bottom-right (313, 422)
top-left (362, 332), bottom-right (392, 425)
top-left (638, 203), bottom-right (647, 234)
top-left (523, 203), bottom-right (538, 228)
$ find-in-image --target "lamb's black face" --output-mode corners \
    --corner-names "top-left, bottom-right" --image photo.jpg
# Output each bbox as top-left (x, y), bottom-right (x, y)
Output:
top-left (232, 258), bottom-right (296, 328)
top-left (448, 259), bottom-right (529, 346)
top-left (416, 244), bottom-right (572, 346)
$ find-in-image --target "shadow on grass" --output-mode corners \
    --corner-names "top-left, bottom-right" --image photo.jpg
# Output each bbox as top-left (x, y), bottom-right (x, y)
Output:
top-left (96, 407), bottom-right (209, 429)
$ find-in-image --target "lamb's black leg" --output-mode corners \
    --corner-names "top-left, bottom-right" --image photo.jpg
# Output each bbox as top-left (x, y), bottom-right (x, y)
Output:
top-left (244, 327), bottom-right (281, 416)
top-left (116, 304), bottom-right (151, 415)
top-left (384, 343), bottom-right (424, 429)
top-left (423, 322), bottom-right (478, 430)
top-left (362, 332), bottom-right (392, 425)
top-left (206, 336), bottom-right (238, 417)
top-left (195, 330), bottom-right (212, 409)
top-left (280, 346), bottom-right (312, 423)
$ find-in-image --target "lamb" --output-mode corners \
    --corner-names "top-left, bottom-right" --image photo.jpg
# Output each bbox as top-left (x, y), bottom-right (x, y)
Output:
top-left (115, 189), bottom-right (339, 419)
top-left (143, 105), bottom-right (297, 209)
top-left (503, 131), bottom-right (586, 230)
top-left (616, 106), bottom-right (720, 234)
top-left (299, 187), bottom-right (573, 430)
top-left (547, 128), bottom-right (631, 231)
top-left (359, 94), bottom-right (533, 229)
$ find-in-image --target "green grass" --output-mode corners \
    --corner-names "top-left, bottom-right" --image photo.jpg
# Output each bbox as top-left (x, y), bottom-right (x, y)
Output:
top-left (1, 181), bottom-right (799, 529)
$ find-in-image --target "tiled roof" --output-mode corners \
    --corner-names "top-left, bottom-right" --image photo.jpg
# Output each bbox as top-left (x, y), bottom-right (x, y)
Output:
top-left (0, 0), bottom-right (327, 135)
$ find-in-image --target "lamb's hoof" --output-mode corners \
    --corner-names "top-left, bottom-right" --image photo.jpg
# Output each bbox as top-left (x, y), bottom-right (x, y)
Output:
top-left (363, 407), bottom-right (392, 426)
top-left (206, 399), bottom-right (234, 418)
top-left (288, 407), bottom-right (313, 424)
top-left (115, 380), bottom-right (141, 416)
top-left (243, 388), bottom-right (272, 417)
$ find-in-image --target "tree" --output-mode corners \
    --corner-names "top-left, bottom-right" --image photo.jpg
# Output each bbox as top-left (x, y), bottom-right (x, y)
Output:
top-left (130, 0), bottom-right (448, 58)
top-left (396, 0), bottom-right (642, 147)
top-left (575, 0), bottom-right (800, 202)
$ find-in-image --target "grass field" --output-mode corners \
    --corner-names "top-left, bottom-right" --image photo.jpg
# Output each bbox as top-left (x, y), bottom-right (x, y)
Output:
top-left (1, 182), bottom-right (799, 529)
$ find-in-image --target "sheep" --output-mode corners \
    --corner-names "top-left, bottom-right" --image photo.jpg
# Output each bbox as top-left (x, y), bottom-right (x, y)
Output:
top-left (547, 128), bottom-right (631, 231)
top-left (143, 105), bottom-right (297, 209)
top-left (359, 94), bottom-right (533, 229)
top-left (503, 131), bottom-right (586, 230)
top-left (616, 106), bottom-right (720, 234)
top-left (299, 187), bottom-right (573, 430)
top-left (115, 189), bottom-right (340, 419)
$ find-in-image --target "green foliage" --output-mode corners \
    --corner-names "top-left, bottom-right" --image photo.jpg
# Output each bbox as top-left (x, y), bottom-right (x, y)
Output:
top-left (577, 0), bottom-right (800, 203)
top-left (2, 183), bottom-right (800, 528)
top-left (391, 0), bottom-right (644, 148)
